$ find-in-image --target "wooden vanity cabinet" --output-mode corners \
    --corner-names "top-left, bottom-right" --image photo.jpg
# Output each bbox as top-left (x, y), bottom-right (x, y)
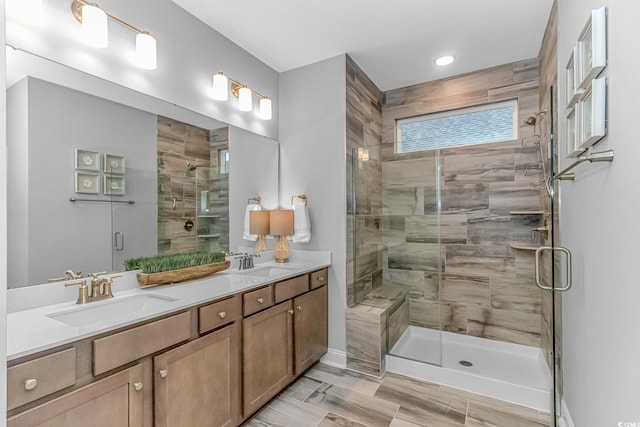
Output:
top-left (7, 364), bottom-right (144, 427)
top-left (8, 268), bottom-right (328, 427)
top-left (154, 322), bottom-right (241, 427)
top-left (293, 285), bottom-right (328, 375)
top-left (242, 269), bottom-right (329, 419)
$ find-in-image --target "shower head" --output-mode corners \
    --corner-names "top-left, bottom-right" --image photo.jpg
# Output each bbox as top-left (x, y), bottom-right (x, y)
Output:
top-left (523, 110), bottom-right (547, 127)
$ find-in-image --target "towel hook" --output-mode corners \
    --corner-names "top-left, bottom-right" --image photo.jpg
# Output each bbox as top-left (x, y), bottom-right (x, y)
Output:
top-left (291, 194), bottom-right (307, 206)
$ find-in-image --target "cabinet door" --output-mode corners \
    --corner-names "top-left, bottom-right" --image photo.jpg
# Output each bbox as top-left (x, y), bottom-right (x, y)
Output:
top-left (154, 323), bottom-right (240, 427)
top-left (7, 364), bottom-right (143, 427)
top-left (294, 285), bottom-right (328, 375)
top-left (242, 301), bottom-right (294, 418)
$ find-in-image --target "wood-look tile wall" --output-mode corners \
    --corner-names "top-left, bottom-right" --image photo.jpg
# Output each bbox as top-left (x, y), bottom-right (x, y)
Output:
top-left (157, 116), bottom-right (211, 254)
top-left (381, 59), bottom-right (547, 348)
top-left (538, 0), bottom-right (560, 377)
top-left (345, 56), bottom-right (384, 308)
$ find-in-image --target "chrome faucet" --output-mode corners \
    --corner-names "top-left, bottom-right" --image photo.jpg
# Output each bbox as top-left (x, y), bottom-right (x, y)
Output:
top-left (66, 272), bottom-right (122, 304)
top-left (234, 253), bottom-right (260, 270)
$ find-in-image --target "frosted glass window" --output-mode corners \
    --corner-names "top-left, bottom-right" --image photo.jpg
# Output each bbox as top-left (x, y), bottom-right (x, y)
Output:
top-left (396, 100), bottom-right (518, 153)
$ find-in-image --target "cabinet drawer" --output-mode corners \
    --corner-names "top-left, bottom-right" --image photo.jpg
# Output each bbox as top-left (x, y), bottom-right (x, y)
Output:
top-left (310, 268), bottom-right (328, 289)
top-left (93, 311), bottom-right (191, 376)
top-left (7, 348), bottom-right (76, 410)
top-left (274, 275), bottom-right (309, 303)
top-left (199, 295), bottom-right (241, 334)
top-left (243, 286), bottom-right (274, 317)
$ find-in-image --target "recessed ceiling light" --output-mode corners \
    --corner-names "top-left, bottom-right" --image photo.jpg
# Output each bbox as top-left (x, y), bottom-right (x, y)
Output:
top-left (435, 55), bottom-right (455, 66)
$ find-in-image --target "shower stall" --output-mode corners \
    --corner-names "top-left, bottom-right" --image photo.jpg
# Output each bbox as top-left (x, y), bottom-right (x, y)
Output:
top-left (347, 101), bottom-right (562, 419)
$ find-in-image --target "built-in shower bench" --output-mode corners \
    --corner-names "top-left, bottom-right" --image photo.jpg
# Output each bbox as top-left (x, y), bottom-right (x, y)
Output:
top-left (346, 284), bottom-right (409, 377)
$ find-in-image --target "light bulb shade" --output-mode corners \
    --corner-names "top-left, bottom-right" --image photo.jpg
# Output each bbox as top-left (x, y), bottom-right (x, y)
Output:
top-left (136, 33), bottom-right (157, 70)
top-left (249, 210), bottom-right (270, 235)
top-left (7, 0), bottom-right (43, 23)
top-left (212, 73), bottom-right (229, 101)
top-left (238, 87), bottom-right (253, 112)
top-left (269, 210), bottom-right (294, 236)
top-left (81, 4), bottom-right (108, 48)
top-left (259, 98), bottom-right (272, 120)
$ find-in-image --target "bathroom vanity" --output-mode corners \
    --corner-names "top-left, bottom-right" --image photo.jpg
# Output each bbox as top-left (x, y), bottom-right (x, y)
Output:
top-left (6, 253), bottom-right (330, 426)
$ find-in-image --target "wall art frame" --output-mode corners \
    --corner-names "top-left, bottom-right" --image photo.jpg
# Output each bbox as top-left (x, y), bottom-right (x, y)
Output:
top-left (75, 172), bottom-right (100, 194)
top-left (565, 106), bottom-right (582, 158)
top-left (104, 154), bottom-right (126, 174)
top-left (577, 77), bottom-right (607, 149)
top-left (577, 6), bottom-right (607, 90)
top-left (104, 175), bottom-right (126, 196)
top-left (565, 47), bottom-right (584, 109)
top-left (74, 149), bottom-right (100, 172)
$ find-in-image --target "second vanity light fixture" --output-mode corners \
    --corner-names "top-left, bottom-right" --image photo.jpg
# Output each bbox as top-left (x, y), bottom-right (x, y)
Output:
top-left (211, 71), bottom-right (273, 120)
top-left (71, 0), bottom-right (157, 70)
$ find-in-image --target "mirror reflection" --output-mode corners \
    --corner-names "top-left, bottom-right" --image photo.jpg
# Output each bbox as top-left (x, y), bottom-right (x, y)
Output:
top-left (7, 48), bottom-right (278, 288)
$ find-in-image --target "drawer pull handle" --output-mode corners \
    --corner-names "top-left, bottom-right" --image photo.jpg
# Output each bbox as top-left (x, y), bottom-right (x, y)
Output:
top-left (257, 297), bottom-right (264, 304)
top-left (218, 311), bottom-right (226, 319)
top-left (134, 382), bottom-right (143, 391)
top-left (288, 309), bottom-right (294, 314)
top-left (24, 379), bottom-right (38, 391)
top-left (159, 369), bottom-right (168, 378)
top-left (296, 305), bottom-right (303, 311)
top-left (318, 277), bottom-right (325, 282)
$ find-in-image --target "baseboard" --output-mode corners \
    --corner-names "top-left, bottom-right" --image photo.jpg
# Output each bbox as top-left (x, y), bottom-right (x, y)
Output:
top-left (559, 399), bottom-right (575, 427)
top-left (320, 348), bottom-right (346, 368)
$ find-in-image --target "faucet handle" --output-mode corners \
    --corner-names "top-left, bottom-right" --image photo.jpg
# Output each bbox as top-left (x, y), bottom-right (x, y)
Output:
top-left (90, 271), bottom-right (107, 279)
top-left (102, 274), bottom-right (122, 298)
top-left (65, 279), bottom-right (89, 304)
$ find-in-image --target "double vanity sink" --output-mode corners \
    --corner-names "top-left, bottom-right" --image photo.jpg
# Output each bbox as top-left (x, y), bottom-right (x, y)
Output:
top-left (7, 252), bottom-right (329, 360)
top-left (7, 251), bottom-right (331, 426)
top-left (43, 264), bottom-right (297, 329)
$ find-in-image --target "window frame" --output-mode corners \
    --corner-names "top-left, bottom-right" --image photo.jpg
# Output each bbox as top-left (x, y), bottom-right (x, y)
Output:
top-left (395, 99), bottom-right (519, 153)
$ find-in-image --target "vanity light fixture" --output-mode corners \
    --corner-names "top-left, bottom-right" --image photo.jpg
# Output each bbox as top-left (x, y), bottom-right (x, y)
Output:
top-left (435, 55), bottom-right (455, 66)
top-left (71, 0), bottom-right (158, 70)
top-left (7, 0), bottom-right (44, 24)
top-left (211, 71), bottom-right (273, 120)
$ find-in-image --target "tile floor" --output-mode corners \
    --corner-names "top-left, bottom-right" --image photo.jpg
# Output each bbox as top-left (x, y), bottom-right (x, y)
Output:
top-left (244, 363), bottom-right (551, 427)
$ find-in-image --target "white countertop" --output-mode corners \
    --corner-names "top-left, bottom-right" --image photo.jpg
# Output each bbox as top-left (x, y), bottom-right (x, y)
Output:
top-left (7, 250), bottom-right (331, 361)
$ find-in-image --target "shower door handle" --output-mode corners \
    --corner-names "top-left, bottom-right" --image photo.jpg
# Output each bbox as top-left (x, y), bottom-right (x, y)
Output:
top-left (114, 232), bottom-right (124, 251)
top-left (534, 246), bottom-right (572, 292)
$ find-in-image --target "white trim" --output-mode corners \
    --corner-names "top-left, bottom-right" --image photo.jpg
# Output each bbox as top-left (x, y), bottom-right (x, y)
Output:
top-left (559, 399), bottom-right (576, 427)
top-left (320, 348), bottom-right (346, 369)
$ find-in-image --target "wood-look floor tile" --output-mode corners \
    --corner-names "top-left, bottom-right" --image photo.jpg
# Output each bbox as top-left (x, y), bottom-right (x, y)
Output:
top-left (465, 400), bottom-right (549, 427)
top-left (393, 406), bottom-right (465, 427)
top-left (388, 417), bottom-right (426, 427)
top-left (285, 377), bottom-right (323, 401)
top-left (306, 383), bottom-right (399, 427)
top-left (373, 374), bottom-right (467, 425)
top-left (437, 385), bottom-right (549, 425)
top-left (318, 412), bottom-right (369, 427)
top-left (253, 395), bottom-right (328, 427)
top-left (304, 364), bottom-right (383, 397)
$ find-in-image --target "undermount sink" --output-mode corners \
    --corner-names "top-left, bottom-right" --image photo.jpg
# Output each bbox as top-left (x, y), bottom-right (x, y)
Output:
top-left (47, 293), bottom-right (178, 327)
top-left (233, 265), bottom-right (296, 278)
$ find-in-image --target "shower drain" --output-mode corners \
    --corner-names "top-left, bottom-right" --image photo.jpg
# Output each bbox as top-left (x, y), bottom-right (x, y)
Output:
top-left (459, 360), bottom-right (473, 367)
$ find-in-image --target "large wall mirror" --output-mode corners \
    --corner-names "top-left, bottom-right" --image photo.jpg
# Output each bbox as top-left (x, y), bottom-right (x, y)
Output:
top-left (6, 48), bottom-right (279, 288)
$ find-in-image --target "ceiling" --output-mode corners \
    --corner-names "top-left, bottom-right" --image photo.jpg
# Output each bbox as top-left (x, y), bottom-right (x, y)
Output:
top-left (171, 0), bottom-right (554, 92)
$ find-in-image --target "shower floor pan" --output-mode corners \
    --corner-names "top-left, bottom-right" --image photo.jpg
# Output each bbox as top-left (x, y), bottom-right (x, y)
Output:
top-left (387, 326), bottom-right (551, 411)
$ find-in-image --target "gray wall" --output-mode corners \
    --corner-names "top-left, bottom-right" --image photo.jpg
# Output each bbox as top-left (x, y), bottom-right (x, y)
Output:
top-left (229, 126), bottom-right (280, 252)
top-left (279, 55), bottom-right (347, 352)
top-left (558, 1), bottom-right (640, 425)
top-left (7, 78), bottom-right (157, 287)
